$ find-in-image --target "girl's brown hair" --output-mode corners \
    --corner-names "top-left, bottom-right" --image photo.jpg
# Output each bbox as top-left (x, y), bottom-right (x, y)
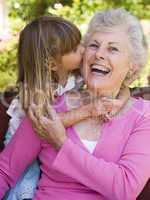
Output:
top-left (17, 15), bottom-right (81, 137)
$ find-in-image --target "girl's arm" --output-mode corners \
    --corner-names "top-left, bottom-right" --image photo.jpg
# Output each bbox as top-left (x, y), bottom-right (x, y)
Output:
top-left (59, 86), bottom-right (130, 127)
top-left (29, 87), bottom-right (130, 148)
top-left (59, 103), bottom-right (94, 127)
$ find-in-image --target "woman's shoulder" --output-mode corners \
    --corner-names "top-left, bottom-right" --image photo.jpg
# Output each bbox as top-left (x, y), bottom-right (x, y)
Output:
top-left (116, 97), bottom-right (150, 123)
top-left (131, 97), bottom-right (150, 119)
top-left (132, 97), bottom-right (150, 110)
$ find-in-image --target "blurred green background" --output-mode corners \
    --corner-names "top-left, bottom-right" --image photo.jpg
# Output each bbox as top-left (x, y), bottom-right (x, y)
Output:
top-left (0, 0), bottom-right (150, 91)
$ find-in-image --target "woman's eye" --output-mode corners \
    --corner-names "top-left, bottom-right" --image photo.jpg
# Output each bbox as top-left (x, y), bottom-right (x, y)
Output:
top-left (88, 43), bottom-right (99, 48)
top-left (109, 47), bottom-right (119, 52)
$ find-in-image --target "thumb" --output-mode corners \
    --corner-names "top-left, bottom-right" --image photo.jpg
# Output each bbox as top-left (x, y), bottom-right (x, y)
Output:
top-left (47, 106), bottom-right (58, 121)
top-left (112, 99), bottom-right (124, 108)
top-left (40, 116), bottom-right (52, 126)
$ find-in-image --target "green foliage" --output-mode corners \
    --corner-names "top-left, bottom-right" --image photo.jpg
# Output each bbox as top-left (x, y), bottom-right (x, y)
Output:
top-left (0, 0), bottom-right (150, 90)
top-left (7, 0), bottom-right (48, 21)
top-left (47, 0), bottom-right (112, 25)
top-left (7, 0), bottom-right (73, 21)
top-left (131, 54), bottom-right (150, 88)
top-left (0, 40), bottom-right (17, 90)
top-left (7, 0), bottom-right (150, 22)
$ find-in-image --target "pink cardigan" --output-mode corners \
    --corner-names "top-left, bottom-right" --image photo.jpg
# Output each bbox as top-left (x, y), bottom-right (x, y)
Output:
top-left (0, 97), bottom-right (150, 200)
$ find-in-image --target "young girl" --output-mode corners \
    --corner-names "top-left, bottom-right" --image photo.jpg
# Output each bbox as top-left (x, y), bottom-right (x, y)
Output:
top-left (3, 15), bottom-right (85, 200)
top-left (2, 15), bottom-right (129, 200)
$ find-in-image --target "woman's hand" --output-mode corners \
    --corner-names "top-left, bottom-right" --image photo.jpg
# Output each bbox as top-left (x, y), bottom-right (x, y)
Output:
top-left (40, 108), bottom-right (67, 149)
top-left (28, 104), bottom-right (67, 149)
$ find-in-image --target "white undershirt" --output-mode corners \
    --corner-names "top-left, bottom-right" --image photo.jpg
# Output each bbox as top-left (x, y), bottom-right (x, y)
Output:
top-left (81, 139), bottom-right (97, 153)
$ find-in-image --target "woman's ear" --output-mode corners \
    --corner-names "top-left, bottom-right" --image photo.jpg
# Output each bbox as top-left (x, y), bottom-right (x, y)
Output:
top-left (129, 62), bottom-right (138, 75)
top-left (123, 63), bottom-right (138, 86)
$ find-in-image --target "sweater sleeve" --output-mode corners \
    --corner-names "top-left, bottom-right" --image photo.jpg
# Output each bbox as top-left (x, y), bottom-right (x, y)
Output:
top-left (0, 117), bottom-right (41, 198)
top-left (52, 114), bottom-right (150, 200)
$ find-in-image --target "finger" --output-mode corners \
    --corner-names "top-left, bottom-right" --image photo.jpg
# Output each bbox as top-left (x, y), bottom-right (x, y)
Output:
top-left (30, 103), bottom-right (41, 119)
top-left (111, 99), bottom-right (124, 108)
top-left (41, 125), bottom-right (62, 149)
top-left (109, 109), bottom-right (118, 117)
top-left (100, 114), bottom-right (110, 122)
top-left (102, 102), bottom-right (113, 112)
top-left (101, 98), bottom-right (114, 106)
top-left (101, 99), bottom-right (113, 105)
top-left (28, 108), bottom-right (36, 122)
top-left (39, 117), bottom-right (55, 133)
top-left (101, 96), bottom-right (113, 101)
top-left (40, 116), bottom-right (53, 125)
top-left (47, 105), bottom-right (58, 121)
top-left (28, 107), bottom-right (39, 128)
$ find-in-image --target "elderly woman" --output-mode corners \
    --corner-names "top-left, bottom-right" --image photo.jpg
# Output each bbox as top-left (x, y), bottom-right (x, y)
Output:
top-left (0, 8), bottom-right (149, 200)
top-left (40, 8), bottom-right (150, 200)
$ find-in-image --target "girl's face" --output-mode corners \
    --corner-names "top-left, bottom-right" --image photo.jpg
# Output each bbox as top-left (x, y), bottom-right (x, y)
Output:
top-left (61, 44), bottom-right (85, 72)
top-left (57, 44), bottom-right (85, 85)
top-left (83, 27), bottom-right (133, 97)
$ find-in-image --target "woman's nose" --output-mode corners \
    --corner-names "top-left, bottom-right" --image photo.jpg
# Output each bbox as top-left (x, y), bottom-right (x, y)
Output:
top-left (95, 47), bottom-right (106, 60)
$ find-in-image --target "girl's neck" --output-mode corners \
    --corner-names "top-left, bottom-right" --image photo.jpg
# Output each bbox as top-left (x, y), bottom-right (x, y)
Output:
top-left (59, 72), bottom-right (70, 87)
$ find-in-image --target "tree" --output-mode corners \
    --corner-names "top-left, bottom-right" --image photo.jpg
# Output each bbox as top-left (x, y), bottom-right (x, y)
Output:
top-left (7, 0), bottom-right (73, 21)
top-left (0, 0), bottom-right (150, 90)
top-left (7, 0), bottom-right (150, 21)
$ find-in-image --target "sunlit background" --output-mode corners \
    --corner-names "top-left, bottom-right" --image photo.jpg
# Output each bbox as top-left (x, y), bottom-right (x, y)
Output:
top-left (0, 0), bottom-right (150, 91)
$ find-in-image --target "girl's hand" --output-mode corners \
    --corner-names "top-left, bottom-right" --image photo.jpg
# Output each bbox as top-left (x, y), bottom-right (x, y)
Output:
top-left (102, 86), bottom-right (130, 119)
top-left (89, 99), bottom-right (110, 118)
top-left (101, 98), bottom-right (125, 119)
top-left (90, 86), bottom-right (130, 121)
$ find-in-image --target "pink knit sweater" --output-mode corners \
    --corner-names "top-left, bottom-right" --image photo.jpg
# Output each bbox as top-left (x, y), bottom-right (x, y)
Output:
top-left (0, 97), bottom-right (150, 200)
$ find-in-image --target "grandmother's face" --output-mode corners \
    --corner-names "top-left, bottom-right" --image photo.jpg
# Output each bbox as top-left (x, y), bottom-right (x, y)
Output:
top-left (83, 27), bottom-right (133, 97)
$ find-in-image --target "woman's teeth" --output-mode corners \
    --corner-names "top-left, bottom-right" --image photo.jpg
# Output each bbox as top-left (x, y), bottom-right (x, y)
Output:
top-left (91, 65), bottom-right (110, 75)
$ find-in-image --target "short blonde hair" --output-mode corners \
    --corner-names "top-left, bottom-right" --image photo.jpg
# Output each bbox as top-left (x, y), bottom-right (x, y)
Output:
top-left (84, 8), bottom-right (148, 84)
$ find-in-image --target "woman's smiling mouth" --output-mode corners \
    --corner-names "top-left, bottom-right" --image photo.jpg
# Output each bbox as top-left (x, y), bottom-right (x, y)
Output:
top-left (90, 64), bottom-right (111, 76)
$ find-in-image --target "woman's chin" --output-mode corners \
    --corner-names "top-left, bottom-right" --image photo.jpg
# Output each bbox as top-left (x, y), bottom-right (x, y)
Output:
top-left (87, 82), bottom-right (118, 97)
top-left (87, 79), bottom-right (107, 91)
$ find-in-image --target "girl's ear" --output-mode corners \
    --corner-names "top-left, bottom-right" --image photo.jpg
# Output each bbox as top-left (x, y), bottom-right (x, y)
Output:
top-left (48, 59), bottom-right (58, 72)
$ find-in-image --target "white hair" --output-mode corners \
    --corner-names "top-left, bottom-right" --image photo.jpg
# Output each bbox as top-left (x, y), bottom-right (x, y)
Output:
top-left (84, 8), bottom-right (148, 83)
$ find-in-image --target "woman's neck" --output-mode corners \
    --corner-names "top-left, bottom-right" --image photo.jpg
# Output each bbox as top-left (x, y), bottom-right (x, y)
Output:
top-left (113, 96), bottom-right (132, 118)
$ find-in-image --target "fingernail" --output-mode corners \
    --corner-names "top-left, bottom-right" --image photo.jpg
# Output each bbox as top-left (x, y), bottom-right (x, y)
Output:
top-left (40, 116), bottom-right (47, 122)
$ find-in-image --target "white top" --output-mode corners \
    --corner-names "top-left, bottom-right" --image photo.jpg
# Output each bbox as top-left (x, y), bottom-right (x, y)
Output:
top-left (81, 139), bottom-right (97, 153)
top-left (55, 75), bottom-right (84, 96)
top-left (55, 76), bottom-right (76, 96)
top-left (5, 98), bottom-right (25, 145)
top-left (6, 75), bottom-right (84, 144)
top-left (7, 76), bottom-right (76, 134)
